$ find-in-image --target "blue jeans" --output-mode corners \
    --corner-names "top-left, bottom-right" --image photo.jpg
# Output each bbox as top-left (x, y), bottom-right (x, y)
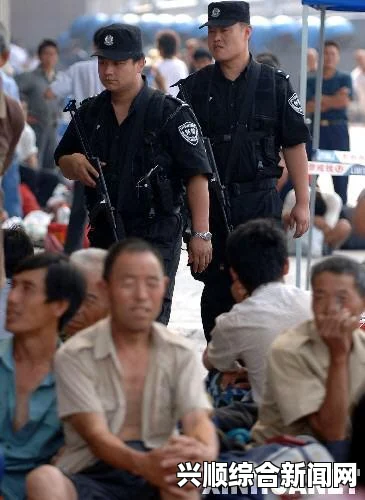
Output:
top-left (2, 158), bottom-right (22, 218)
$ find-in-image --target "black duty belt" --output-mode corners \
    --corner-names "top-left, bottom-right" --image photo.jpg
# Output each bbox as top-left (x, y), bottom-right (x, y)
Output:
top-left (229, 178), bottom-right (277, 195)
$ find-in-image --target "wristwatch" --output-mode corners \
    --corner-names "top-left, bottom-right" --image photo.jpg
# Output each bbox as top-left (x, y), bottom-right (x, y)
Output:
top-left (191, 231), bottom-right (212, 241)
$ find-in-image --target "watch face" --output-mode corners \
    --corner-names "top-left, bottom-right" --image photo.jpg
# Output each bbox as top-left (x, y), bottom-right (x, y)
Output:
top-left (202, 232), bottom-right (212, 240)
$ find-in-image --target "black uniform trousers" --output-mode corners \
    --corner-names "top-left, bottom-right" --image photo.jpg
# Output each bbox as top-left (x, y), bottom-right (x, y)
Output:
top-left (88, 211), bottom-right (183, 326)
top-left (64, 182), bottom-right (88, 255)
top-left (201, 183), bottom-right (283, 341)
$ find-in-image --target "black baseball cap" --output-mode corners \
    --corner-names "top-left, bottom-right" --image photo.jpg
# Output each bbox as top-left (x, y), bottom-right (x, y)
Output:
top-left (92, 23), bottom-right (143, 61)
top-left (200, 1), bottom-right (250, 29)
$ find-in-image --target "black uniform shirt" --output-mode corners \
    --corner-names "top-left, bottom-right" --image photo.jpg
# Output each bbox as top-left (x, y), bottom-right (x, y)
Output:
top-left (55, 80), bottom-right (211, 215)
top-left (178, 57), bottom-right (310, 180)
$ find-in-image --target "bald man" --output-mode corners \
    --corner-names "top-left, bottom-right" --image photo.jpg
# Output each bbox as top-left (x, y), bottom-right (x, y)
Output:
top-left (64, 248), bottom-right (109, 338)
top-left (307, 48), bottom-right (318, 74)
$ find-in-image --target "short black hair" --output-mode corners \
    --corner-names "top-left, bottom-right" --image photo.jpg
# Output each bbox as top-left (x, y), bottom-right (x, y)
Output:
top-left (156, 30), bottom-right (181, 58)
top-left (311, 256), bottom-right (365, 297)
top-left (227, 219), bottom-right (288, 294)
top-left (14, 252), bottom-right (86, 330)
top-left (103, 238), bottom-right (165, 282)
top-left (193, 47), bottom-right (212, 61)
top-left (4, 226), bottom-right (34, 278)
top-left (324, 40), bottom-right (340, 52)
top-left (256, 52), bottom-right (280, 69)
top-left (37, 39), bottom-right (58, 57)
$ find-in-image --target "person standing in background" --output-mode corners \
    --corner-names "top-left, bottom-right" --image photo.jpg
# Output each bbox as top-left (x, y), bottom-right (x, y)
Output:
top-left (156, 30), bottom-right (189, 97)
top-left (307, 48), bottom-right (318, 75)
top-left (307, 40), bottom-right (352, 205)
top-left (16, 39), bottom-right (61, 170)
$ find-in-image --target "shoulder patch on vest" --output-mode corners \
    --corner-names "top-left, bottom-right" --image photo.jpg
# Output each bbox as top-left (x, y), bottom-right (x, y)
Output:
top-left (276, 69), bottom-right (290, 80)
top-left (178, 121), bottom-right (198, 146)
top-left (288, 92), bottom-right (304, 115)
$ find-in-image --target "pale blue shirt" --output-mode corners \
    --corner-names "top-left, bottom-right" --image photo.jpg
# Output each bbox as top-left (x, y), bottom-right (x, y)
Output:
top-left (0, 338), bottom-right (64, 499)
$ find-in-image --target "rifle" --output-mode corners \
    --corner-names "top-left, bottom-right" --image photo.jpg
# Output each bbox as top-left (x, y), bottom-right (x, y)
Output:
top-left (63, 99), bottom-right (122, 242)
top-left (177, 84), bottom-right (232, 236)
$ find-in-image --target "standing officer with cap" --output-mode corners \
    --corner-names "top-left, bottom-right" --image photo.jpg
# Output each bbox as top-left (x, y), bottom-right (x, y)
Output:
top-left (177, 1), bottom-right (311, 339)
top-left (55, 24), bottom-right (212, 324)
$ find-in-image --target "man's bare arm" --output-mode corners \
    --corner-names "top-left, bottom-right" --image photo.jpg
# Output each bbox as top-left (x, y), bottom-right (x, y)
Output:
top-left (161, 409), bottom-right (218, 469)
top-left (186, 174), bottom-right (212, 273)
top-left (308, 357), bottom-right (349, 441)
top-left (321, 87), bottom-right (351, 110)
top-left (67, 412), bottom-right (176, 491)
top-left (182, 409), bottom-right (218, 457)
top-left (67, 412), bottom-right (143, 474)
top-left (308, 310), bottom-right (358, 441)
top-left (282, 143), bottom-right (310, 238)
top-left (306, 100), bottom-right (315, 114)
top-left (58, 153), bottom-right (99, 187)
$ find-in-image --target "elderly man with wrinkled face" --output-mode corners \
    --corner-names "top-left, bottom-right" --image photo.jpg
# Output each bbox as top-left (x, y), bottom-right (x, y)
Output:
top-left (64, 248), bottom-right (109, 338)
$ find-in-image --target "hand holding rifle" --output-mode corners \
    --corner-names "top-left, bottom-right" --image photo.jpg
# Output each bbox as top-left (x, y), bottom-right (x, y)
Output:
top-left (63, 99), bottom-right (122, 242)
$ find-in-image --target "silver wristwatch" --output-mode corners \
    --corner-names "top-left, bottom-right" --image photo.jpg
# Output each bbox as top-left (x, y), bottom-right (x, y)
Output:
top-left (191, 231), bottom-right (212, 241)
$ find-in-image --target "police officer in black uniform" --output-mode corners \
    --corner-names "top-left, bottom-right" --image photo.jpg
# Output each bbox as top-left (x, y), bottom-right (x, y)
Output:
top-left (55, 24), bottom-right (212, 324)
top-left (177, 1), bottom-right (311, 339)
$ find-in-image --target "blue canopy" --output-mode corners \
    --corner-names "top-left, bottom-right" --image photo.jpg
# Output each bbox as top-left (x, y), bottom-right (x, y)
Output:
top-left (302, 0), bottom-right (365, 12)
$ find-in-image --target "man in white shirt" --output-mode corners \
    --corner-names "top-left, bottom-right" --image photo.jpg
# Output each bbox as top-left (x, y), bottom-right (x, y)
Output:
top-left (156, 30), bottom-right (188, 97)
top-left (46, 58), bottom-right (103, 106)
top-left (203, 219), bottom-right (313, 405)
top-left (44, 29), bottom-right (104, 106)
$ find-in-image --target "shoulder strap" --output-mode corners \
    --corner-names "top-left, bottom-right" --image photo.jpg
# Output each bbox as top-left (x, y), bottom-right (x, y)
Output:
top-left (224, 60), bottom-right (261, 185)
top-left (144, 89), bottom-right (166, 142)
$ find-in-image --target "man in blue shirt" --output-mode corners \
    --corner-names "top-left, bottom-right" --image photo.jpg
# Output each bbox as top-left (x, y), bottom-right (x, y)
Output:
top-left (307, 40), bottom-right (353, 205)
top-left (0, 253), bottom-right (86, 499)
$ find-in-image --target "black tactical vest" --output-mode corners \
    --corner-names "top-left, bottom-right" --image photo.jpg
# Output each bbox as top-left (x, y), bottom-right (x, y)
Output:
top-left (179, 63), bottom-right (283, 183)
top-left (80, 89), bottom-right (181, 220)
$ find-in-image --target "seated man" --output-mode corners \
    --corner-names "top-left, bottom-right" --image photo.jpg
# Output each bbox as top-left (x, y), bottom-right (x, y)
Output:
top-left (0, 253), bottom-right (86, 499)
top-left (0, 225), bottom-right (34, 339)
top-left (252, 255), bottom-right (365, 449)
top-left (203, 219), bottom-right (313, 405)
top-left (284, 187), bottom-right (351, 257)
top-left (26, 238), bottom-right (218, 500)
top-left (64, 248), bottom-right (109, 339)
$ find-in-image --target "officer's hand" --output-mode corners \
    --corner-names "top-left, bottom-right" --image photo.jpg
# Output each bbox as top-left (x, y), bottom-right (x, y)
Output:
top-left (287, 202), bottom-right (310, 238)
top-left (188, 238), bottom-right (212, 274)
top-left (59, 153), bottom-right (99, 188)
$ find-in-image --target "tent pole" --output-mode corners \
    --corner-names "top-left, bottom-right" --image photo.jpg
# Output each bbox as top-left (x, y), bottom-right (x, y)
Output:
top-left (306, 6), bottom-right (326, 289)
top-left (296, 4), bottom-right (310, 289)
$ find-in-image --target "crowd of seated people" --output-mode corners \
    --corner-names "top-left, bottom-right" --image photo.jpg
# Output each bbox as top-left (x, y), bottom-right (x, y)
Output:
top-left (0, 220), bottom-right (365, 499)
